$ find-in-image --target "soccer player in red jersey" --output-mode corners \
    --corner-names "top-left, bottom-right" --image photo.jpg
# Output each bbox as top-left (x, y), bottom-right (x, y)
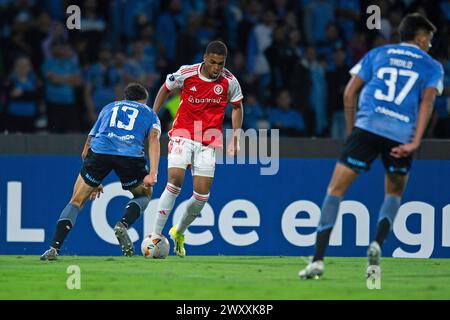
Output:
top-left (151, 41), bottom-right (244, 256)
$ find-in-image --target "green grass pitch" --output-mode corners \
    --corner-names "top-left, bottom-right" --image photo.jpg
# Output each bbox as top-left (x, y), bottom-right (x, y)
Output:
top-left (1, 255), bottom-right (449, 300)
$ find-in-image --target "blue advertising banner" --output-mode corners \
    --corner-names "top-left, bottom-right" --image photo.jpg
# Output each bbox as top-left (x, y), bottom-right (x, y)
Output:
top-left (0, 156), bottom-right (449, 258)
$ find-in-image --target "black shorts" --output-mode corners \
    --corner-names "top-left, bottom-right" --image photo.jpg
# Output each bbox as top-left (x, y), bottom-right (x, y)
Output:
top-left (339, 127), bottom-right (412, 175)
top-left (80, 149), bottom-right (148, 190)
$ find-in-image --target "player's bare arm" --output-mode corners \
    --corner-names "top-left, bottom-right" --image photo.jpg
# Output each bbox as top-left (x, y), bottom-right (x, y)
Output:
top-left (144, 128), bottom-right (160, 187)
top-left (81, 135), bottom-right (92, 161)
top-left (343, 75), bottom-right (364, 135)
top-left (391, 87), bottom-right (438, 158)
top-left (228, 102), bottom-right (243, 156)
top-left (153, 84), bottom-right (170, 114)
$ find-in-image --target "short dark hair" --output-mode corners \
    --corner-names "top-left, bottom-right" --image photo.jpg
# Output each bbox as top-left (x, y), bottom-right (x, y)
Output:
top-left (124, 82), bottom-right (148, 101)
top-left (206, 40), bottom-right (227, 57)
top-left (399, 13), bottom-right (437, 42)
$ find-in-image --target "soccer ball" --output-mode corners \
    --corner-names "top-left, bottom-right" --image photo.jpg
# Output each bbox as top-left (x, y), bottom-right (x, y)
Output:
top-left (141, 234), bottom-right (170, 259)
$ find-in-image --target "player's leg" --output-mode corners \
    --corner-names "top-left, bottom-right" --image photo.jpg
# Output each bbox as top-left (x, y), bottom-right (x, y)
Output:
top-left (169, 142), bottom-right (215, 257)
top-left (298, 163), bottom-right (358, 278)
top-left (40, 175), bottom-right (96, 260)
top-left (113, 156), bottom-right (152, 256)
top-left (153, 138), bottom-right (191, 238)
top-left (169, 174), bottom-right (213, 258)
top-left (368, 147), bottom-right (412, 270)
top-left (153, 168), bottom-right (186, 236)
top-left (300, 128), bottom-right (377, 279)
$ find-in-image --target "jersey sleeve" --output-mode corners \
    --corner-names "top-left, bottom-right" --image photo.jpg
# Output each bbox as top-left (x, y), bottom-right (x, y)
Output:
top-left (164, 66), bottom-right (187, 91)
top-left (88, 104), bottom-right (108, 136)
top-left (349, 49), bottom-right (375, 82)
top-left (228, 76), bottom-right (244, 105)
top-left (89, 114), bottom-right (102, 136)
top-left (425, 62), bottom-right (444, 95)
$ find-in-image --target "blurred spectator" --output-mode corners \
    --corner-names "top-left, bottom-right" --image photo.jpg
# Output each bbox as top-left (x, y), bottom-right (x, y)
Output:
top-left (302, 0), bottom-right (335, 45)
top-left (326, 48), bottom-right (350, 139)
top-left (176, 12), bottom-right (201, 66)
top-left (246, 9), bottom-right (277, 101)
top-left (84, 46), bottom-right (122, 124)
top-left (156, 0), bottom-right (183, 71)
top-left (242, 93), bottom-right (267, 130)
top-left (303, 47), bottom-right (328, 136)
top-left (237, 0), bottom-right (262, 57)
top-left (3, 56), bottom-right (41, 133)
top-left (80, 0), bottom-right (107, 64)
top-left (42, 21), bottom-right (69, 60)
top-left (41, 41), bottom-right (82, 133)
top-left (268, 89), bottom-right (306, 137)
top-left (335, 0), bottom-right (360, 42)
top-left (124, 39), bottom-right (159, 93)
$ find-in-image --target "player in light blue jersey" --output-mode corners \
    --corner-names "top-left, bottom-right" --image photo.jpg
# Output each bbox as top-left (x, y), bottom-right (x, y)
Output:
top-left (41, 83), bottom-right (161, 260)
top-left (300, 14), bottom-right (444, 279)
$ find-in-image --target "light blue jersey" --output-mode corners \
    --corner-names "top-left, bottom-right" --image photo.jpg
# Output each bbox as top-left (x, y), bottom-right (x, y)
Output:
top-left (89, 100), bottom-right (161, 157)
top-left (350, 43), bottom-right (444, 143)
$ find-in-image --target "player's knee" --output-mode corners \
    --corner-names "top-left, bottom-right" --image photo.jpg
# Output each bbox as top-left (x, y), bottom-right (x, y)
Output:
top-left (327, 184), bottom-right (346, 197)
top-left (168, 176), bottom-right (183, 188)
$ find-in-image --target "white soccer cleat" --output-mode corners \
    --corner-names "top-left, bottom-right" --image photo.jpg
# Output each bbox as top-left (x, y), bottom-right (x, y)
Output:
top-left (299, 260), bottom-right (324, 279)
top-left (366, 241), bottom-right (381, 277)
top-left (367, 241), bottom-right (381, 266)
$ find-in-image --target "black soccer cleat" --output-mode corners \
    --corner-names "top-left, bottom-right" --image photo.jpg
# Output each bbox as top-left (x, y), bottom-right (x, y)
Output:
top-left (114, 222), bottom-right (134, 257)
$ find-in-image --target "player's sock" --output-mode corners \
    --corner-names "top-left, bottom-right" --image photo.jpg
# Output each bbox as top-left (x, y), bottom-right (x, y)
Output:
top-left (177, 192), bottom-right (209, 234)
top-left (50, 203), bottom-right (80, 250)
top-left (313, 194), bottom-right (342, 262)
top-left (120, 196), bottom-right (150, 228)
top-left (374, 194), bottom-right (401, 247)
top-left (153, 183), bottom-right (181, 235)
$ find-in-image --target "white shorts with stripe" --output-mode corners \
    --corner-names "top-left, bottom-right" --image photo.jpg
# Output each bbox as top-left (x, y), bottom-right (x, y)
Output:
top-left (167, 137), bottom-right (216, 177)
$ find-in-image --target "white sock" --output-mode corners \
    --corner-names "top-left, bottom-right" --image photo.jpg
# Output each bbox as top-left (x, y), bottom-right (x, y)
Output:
top-left (152, 183), bottom-right (181, 235)
top-left (177, 192), bottom-right (209, 234)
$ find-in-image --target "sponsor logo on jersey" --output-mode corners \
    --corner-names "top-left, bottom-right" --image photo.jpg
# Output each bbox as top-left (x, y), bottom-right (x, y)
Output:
top-left (375, 106), bottom-right (410, 123)
top-left (213, 84), bottom-right (223, 95)
top-left (190, 86), bottom-right (197, 92)
top-left (387, 48), bottom-right (422, 59)
top-left (188, 95), bottom-right (222, 104)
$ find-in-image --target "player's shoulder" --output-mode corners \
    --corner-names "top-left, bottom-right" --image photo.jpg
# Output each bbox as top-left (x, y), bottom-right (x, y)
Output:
top-left (178, 63), bottom-right (201, 76)
top-left (220, 67), bottom-right (239, 82)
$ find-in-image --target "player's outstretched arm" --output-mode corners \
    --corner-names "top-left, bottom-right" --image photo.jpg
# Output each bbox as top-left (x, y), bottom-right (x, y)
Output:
top-left (390, 87), bottom-right (437, 158)
top-left (153, 84), bottom-right (170, 114)
top-left (227, 102), bottom-right (243, 156)
top-left (144, 128), bottom-right (160, 187)
top-left (343, 75), bottom-right (365, 135)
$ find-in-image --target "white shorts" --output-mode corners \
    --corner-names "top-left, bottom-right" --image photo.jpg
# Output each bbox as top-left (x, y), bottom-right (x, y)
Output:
top-left (167, 137), bottom-right (216, 177)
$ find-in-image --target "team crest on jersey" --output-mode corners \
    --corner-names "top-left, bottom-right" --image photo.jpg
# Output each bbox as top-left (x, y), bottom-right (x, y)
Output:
top-left (213, 84), bottom-right (223, 95)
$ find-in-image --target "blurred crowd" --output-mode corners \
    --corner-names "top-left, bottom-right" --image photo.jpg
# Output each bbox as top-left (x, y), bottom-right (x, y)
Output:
top-left (0, 0), bottom-right (449, 138)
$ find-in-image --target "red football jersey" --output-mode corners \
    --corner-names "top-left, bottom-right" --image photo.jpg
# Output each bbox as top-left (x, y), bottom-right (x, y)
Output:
top-left (164, 63), bottom-right (243, 147)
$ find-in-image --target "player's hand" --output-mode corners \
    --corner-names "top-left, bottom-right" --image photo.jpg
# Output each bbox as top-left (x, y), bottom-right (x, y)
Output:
top-left (390, 142), bottom-right (418, 158)
top-left (89, 184), bottom-right (104, 200)
top-left (144, 172), bottom-right (157, 187)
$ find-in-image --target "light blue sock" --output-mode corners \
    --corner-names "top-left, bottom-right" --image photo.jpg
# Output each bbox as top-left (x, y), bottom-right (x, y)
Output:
top-left (317, 194), bottom-right (342, 232)
top-left (378, 194), bottom-right (401, 226)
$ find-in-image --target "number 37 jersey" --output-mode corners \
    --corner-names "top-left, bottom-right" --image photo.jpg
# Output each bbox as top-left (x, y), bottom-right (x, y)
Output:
top-left (350, 43), bottom-right (444, 143)
top-left (89, 100), bottom-right (161, 157)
